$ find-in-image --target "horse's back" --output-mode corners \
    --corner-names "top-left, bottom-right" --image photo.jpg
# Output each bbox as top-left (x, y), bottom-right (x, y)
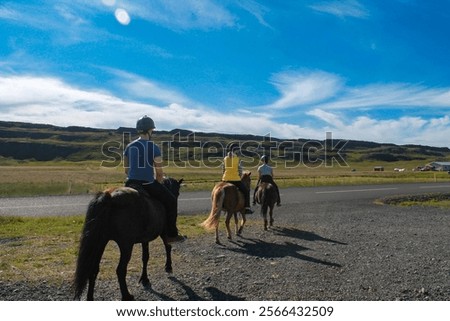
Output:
top-left (102, 186), bottom-right (166, 242)
top-left (212, 182), bottom-right (243, 212)
top-left (256, 182), bottom-right (276, 205)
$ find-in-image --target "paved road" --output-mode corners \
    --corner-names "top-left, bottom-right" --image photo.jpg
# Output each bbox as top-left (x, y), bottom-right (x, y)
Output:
top-left (1, 182), bottom-right (449, 217)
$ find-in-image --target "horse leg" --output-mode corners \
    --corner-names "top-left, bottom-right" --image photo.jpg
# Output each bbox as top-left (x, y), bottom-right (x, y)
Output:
top-left (162, 237), bottom-right (173, 273)
top-left (215, 225), bottom-right (221, 245)
top-left (225, 212), bottom-right (233, 240)
top-left (116, 241), bottom-right (135, 301)
top-left (139, 242), bottom-right (150, 288)
top-left (238, 213), bottom-right (246, 235)
top-left (269, 205), bottom-right (274, 227)
top-left (233, 212), bottom-right (239, 236)
top-left (86, 239), bottom-right (107, 301)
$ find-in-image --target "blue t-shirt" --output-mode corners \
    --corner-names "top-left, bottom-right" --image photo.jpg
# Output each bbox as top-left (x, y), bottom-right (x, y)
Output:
top-left (124, 138), bottom-right (161, 183)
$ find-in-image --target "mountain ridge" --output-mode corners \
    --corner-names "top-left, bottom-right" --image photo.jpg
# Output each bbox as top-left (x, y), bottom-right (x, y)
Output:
top-left (1, 120), bottom-right (449, 163)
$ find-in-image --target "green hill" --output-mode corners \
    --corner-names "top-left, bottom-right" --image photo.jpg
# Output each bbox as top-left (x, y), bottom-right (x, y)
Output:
top-left (1, 120), bottom-right (449, 166)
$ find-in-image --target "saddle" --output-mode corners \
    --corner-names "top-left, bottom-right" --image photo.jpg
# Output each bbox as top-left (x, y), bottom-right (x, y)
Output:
top-left (125, 181), bottom-right (151, 199)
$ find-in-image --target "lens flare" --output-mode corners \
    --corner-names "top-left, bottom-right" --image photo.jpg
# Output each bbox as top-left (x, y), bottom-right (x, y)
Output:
top-left (115, 8), bottom-right (130, 25)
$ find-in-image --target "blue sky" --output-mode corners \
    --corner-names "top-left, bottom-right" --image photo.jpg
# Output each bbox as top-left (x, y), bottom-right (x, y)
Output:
top-left (1, 0), bottom-right (450, 147)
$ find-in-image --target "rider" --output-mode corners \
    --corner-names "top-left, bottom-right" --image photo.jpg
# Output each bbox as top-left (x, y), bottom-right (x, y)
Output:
top-left (253, 155), bottom-right (281, 206)
top-left (222, 143), bottom-right (254, 214)
top-left (123, 115), bottom-right (186, 244)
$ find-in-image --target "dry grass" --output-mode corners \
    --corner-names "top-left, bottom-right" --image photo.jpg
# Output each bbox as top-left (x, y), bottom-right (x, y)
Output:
top-left (0, 215), bottom-right (211, 284)
top-left (1, 160), bottom-right (449, 197)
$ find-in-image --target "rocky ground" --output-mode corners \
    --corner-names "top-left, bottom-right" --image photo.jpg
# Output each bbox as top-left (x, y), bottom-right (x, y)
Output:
top-left (1, 197), bottom-right (449, 301)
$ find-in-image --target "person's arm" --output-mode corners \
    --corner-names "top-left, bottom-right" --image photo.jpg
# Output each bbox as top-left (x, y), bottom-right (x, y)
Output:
top-left (154, 156), bottom-right (164, 183)
top-left (124, 155), bottom-right (129, 175)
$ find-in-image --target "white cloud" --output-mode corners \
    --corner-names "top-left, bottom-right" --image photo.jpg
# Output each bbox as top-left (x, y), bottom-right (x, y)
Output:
top-left (306, 109), bottom-right (345, 127)
top-left (0, 74), bottom-right (309, 139)
top-left (316, 83), bottom-right (450, 110)
top-left (266, 70), bottom-right (450, 111)
top-left (108, 70), bottom-right (192, 105)
top-left (309, 0), bottom-right (369, 19)
top-left (236, 0), bottom-right (272, 28)
top-left (115, 0), bottom-right (236, 30)
top-left (268, 70), bottom-right (343, 109)
top-left (2, 72), bottom-right (450, 147)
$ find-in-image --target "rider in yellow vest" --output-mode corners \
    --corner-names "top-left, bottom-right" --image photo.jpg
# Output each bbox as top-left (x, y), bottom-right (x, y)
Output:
top-left (222, 144), bottom-right (254, 214)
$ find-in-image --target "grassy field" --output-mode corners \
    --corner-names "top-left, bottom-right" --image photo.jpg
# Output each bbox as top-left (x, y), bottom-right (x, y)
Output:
top-left (1, 159), bottom-right (450, 197)
top-left (0, 214), bottom-right (211, 284)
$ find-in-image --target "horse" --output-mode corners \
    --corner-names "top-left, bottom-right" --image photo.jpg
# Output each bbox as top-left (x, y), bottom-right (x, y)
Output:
top-left (254, 182), bottom-right (277, 230)
top-left (73, 177), bottom-right (183, 301)
top-left (201, 172), bottom-right (251, 244)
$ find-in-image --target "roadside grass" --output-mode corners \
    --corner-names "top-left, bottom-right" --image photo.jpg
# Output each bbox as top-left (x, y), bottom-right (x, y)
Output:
top-left (0, 214), bottom-right (217, 284)
top-left (398, 199), bottom-right (450, 208)
top-left (377, 193), bottom-right (450, 208)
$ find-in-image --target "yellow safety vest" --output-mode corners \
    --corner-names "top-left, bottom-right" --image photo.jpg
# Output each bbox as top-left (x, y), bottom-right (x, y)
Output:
top-left (222, 155), bottom-right (241, 181)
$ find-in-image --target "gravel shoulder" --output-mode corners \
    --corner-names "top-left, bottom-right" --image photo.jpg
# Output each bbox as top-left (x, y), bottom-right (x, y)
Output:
top-left (1, 198), bottom-right (449, 301)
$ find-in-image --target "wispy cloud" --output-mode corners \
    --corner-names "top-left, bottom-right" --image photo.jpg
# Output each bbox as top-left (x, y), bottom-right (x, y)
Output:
top-left (0, 1), bottom-right (110, 45)
top-left (107, 70), bottom-right (192, 105)
top-left (268, 70), bottom-right (343, 109)
top-left (236, 0), bottom-right (272, 28)
top-left (267, 70), bottom-right (450, 111)
top-left (309, 0), bottom-right (369, 19)
top-left (113, 0), bottom-right (236, 30)
top-left (317, 83), bottom-right (450, 110)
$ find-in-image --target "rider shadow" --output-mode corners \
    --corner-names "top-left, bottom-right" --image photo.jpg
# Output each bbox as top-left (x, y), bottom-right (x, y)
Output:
top-left (229, 238), bottom-right (342, 268)
top-left (270, 227), bottom-right (348, 245)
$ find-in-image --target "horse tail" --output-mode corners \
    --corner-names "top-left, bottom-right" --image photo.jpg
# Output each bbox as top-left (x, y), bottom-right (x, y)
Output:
top-left (201, 187), bottom-right (225, 230)
top-left (260, 188), bottom-right (268, 218)
top-left (73, 191), bottom-right (112, 300)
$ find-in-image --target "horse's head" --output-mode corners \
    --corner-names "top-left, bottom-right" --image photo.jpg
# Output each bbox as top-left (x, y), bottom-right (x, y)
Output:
top-left (241, 171), bottom-right (251, 189)
top-left (163, 177), bottom-right (184, 198)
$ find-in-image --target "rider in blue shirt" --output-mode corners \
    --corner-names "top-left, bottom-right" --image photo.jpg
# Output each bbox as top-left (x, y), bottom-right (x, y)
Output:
top-left (124, 115), bottom-right (185, 244)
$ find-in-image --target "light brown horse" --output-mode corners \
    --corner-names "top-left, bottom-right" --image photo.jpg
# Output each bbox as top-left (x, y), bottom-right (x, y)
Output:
top-left (201, 172), bottom-right (251, 244)
top-left (254, 182), bottom-right (277, 230)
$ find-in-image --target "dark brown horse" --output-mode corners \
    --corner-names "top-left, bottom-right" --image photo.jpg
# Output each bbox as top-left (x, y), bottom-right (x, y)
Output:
top-left (254, 182), bottom-right (277, 230)
top-left (73, 177), bottom-right (183, 301)
top-left (201, 172), bottom-right (251, 244)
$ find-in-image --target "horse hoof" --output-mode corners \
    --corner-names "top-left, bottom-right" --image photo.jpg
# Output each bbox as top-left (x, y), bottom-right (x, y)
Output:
top-left (139, 278), bottom-right (150, 288)
top-left (122, 294), bottom-right (135, 301)
top-left (165, 267), bottom-right (173, 274)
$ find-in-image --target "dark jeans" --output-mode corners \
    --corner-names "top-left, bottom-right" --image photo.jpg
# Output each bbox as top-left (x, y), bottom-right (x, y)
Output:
top-left (254, 175), bottom-right (281, 204)
top-left (126, 179), bottom-right (178, 237)
top-left (226, 180), bottom-right (251, 208)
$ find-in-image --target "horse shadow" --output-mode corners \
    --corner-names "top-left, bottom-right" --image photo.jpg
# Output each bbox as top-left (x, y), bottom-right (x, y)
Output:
top-left (226, 226), bottom-right (344, 268)
top-left (142, 276), bottom-right (244, 301)
top-left (270, 226), bottom-right (348, 245)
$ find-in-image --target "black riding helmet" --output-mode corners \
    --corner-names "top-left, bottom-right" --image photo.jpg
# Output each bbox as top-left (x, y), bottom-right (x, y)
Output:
top-left (136, 115), bottom-right (155, 133)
